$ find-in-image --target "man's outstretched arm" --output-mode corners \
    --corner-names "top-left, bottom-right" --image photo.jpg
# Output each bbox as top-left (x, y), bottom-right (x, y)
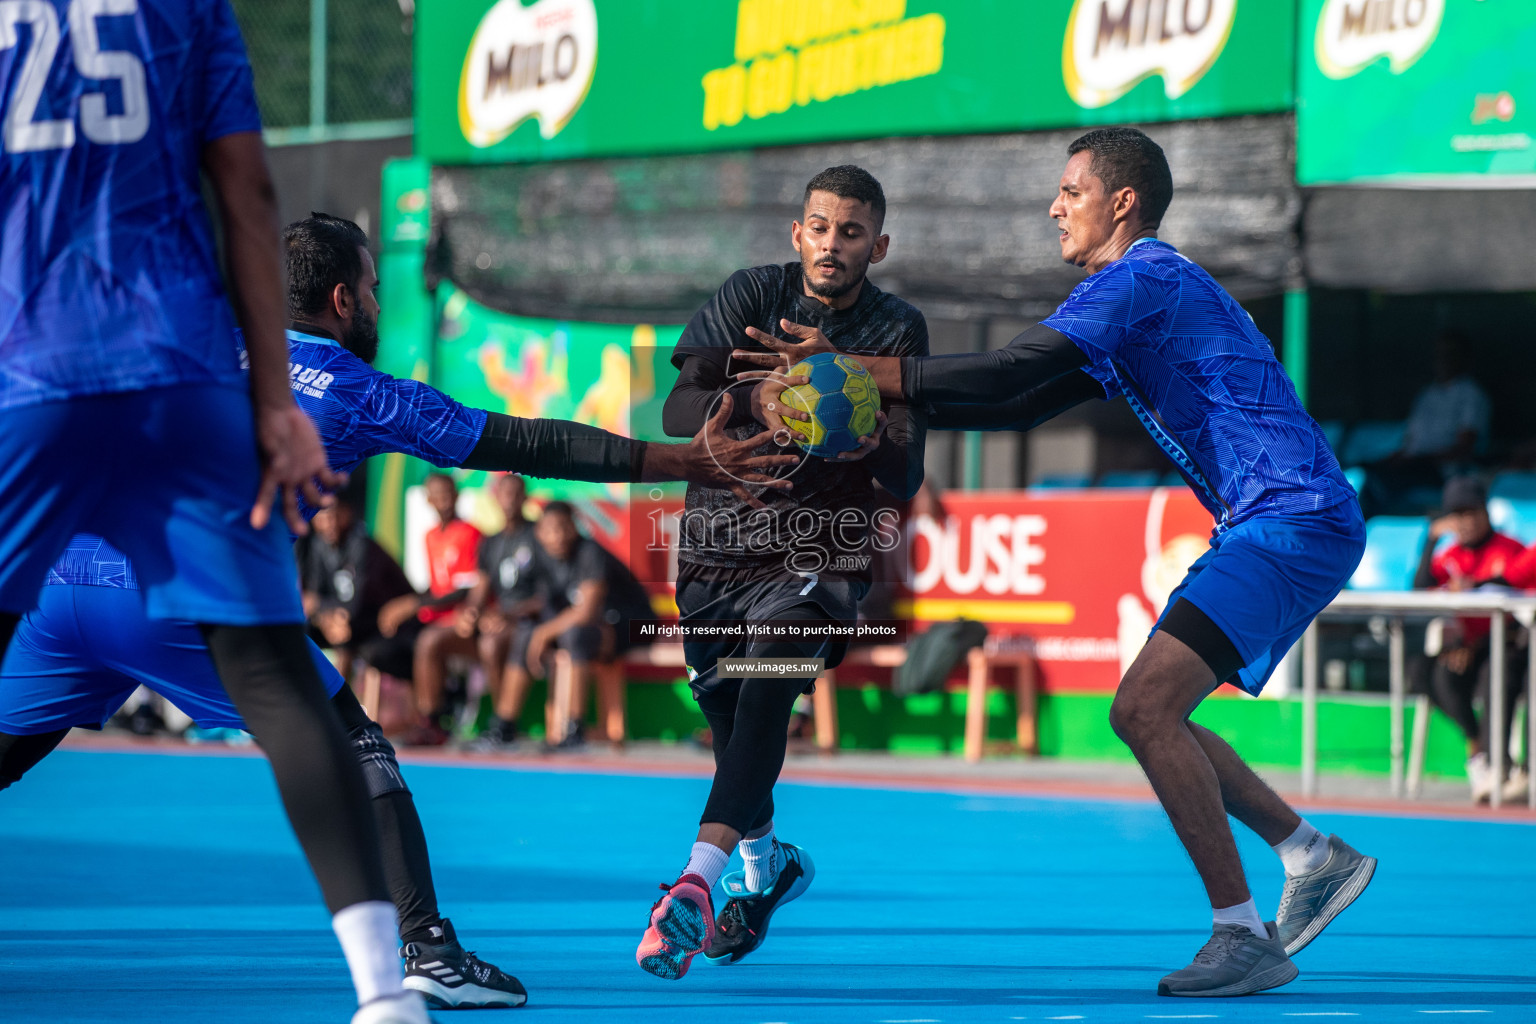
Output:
top-left (734, 320), bottom-right (1089, 408)
top-left (453, 395), bottom-right (796, 502)
top-left (926, 370), bottom-right (1106, 433)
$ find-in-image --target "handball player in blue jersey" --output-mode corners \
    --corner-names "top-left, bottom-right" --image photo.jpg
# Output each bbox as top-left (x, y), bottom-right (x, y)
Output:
top-left (0, 213), bottom-right (794, 1007)
top-left (736, 128), bottom-right (1377, 998)
top-left (0, 4), bottom-right (432, 1021)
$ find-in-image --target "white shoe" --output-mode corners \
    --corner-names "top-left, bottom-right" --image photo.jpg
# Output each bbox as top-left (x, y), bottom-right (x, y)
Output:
top-left (1502, 767), bottom-right (1529, 804)
top-left (352, 992), bottom-right (432, 1024)
top-left (1468, 753), bottom-right (1494, 803)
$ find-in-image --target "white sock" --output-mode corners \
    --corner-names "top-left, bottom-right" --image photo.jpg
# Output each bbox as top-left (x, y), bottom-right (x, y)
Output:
top-left (740, 824), bottom-right (778, 893)
top-left (332, 901), bottom-right (405, 1007)
top-left (1271, 819), bottom-right (1329, 877)
top-left (684, 841), bottom-right (730, 889)
top-left (1212, 898), bottom-right (1267, 940)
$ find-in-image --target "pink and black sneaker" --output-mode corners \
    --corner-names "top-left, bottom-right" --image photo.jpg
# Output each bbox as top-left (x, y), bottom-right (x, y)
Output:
top-left (635, 872), bottom-right (716, 980)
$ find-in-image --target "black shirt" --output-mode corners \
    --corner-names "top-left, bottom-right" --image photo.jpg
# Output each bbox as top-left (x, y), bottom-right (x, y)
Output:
top-left (478, 521), bottom-right (541, 610)
top-left (532, 537), bottom-right (655, 622)
top-left (662, 263), bottom-right (928, 583)
top-left (299, 524), bottom-right (415, 644)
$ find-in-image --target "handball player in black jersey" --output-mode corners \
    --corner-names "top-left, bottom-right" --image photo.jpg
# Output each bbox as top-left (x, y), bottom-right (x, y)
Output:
top-left (635, 166), bottom-right (927, 979)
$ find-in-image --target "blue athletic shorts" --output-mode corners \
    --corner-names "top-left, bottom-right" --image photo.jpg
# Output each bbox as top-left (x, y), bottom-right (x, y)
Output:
top-left (0, 583), bottom-right (346, 735)
top-left (0, 385), bottom-right (301, 624)
top-left (1153, 499), bottom-right (1366, 696)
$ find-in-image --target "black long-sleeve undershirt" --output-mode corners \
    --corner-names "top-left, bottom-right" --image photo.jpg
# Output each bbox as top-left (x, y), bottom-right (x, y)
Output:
top-left (904, 323), bottom-right (1090, 410)
top-left (661, 353), bottom-right (758, 437)
top-left (926, 369), bottom-right (1106, 433)
top-left (459, 411), bottom-right (647, 483)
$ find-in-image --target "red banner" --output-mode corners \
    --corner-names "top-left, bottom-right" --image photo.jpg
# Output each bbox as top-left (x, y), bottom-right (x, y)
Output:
top-left (575, 487), bottom-right (1215, 693)
top-left (900, 488), bottom-right (1214, 691)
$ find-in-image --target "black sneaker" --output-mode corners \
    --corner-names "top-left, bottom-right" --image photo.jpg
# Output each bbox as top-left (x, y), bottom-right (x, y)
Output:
top-left (128, 703), bottom-right (166, 736)
top-left (704, 841), bottom-right (816, 966)
top-left (401, 919), bottom-right (527, 1009)
top-left (467, 717), bottom-right (519, 753)
top-left (546, 719), bottom-right (586, 752)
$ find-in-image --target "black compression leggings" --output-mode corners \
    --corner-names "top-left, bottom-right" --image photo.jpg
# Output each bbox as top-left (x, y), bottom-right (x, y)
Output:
top-left (0, 728), bottom-right (68, 791)
top-left (200, 623), bottom-right (389, 915)
top-left (329, 685), bottom-right (443, 944)
top-left (0, 643), bottom-right (441, 940)
top-left (0, 613), bottom-right (66, 793)
top-left (697, 603), bottom-right (830, 835)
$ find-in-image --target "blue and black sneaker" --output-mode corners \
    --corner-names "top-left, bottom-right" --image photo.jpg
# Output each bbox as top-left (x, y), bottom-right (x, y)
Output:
top-left (704, 840), bottom-right (815, 966)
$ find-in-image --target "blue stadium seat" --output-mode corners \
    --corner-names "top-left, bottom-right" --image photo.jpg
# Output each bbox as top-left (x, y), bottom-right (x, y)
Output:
top-left (1343, 466), bottom-right (1367, 495)
top-left (1348, 516), bottom-right (1429, 591)
top-left (1030, 474), bottom-right (1091, 490)
top-left (1097, 470), bottom-right (1161, 488)
top-left (1490, 472), bottom-right (1536, 502)
top-left (1340, 421), bottom-right (1406, 468)
top-left (1489, 497), bottom-right (1536, 545)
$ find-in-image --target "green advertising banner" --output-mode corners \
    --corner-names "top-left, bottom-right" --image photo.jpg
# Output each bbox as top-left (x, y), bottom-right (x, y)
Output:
top-left (1298, 0), bottom-right (1536, 184)
top-left (430, 284), bottom-right (684, 501)
top-left (417, 0), bottom-right (1295, 166)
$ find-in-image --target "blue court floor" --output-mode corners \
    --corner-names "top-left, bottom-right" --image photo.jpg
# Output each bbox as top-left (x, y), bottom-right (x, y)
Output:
top-left (2, 748), bottom-right (1533, 1024)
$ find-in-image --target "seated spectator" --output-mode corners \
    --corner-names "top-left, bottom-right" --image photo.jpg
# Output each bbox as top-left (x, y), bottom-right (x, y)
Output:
top-left (1365, 331), bottom-right (1491, 515)
top-left (364, 473), bottom-right (482, 743)
top-left (1413, 476), bottom-right (1527, 802)
top-left (461, 474), bottom-right (546, 749)
top-left (301, 495), bottom-right (414, 682)
top-left (525, 501), bottom-right (657, 749)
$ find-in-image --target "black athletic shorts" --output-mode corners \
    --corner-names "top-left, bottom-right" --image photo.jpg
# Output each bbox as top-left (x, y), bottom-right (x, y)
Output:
top-left (676, 573), bottom-right (866, 696)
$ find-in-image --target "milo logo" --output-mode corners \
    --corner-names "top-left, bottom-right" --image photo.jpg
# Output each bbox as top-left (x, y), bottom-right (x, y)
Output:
top-left (458, 0), bottom-right (598, 148)
top-left (1315, 0), bottom-right (1444, 79)
top-left (1063, 0), bottom-right (1237, 108)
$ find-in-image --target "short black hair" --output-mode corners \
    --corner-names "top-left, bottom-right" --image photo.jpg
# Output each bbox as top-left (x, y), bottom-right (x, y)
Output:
top-left (283, 213), bottom-right (370, 319)
top-left (1066, 127), bottom-right (1173, 229)
top-left (804, 165), bottom-right (886, 227)
top-left (541, 500), bottom-right (575, 520)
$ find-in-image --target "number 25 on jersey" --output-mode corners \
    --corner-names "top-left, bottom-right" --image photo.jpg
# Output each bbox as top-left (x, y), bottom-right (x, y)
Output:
top-left (1, 0), bottom-right (148, 153)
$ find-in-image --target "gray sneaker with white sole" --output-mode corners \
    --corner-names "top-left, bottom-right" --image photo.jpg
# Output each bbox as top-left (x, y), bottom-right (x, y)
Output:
top-left (1158, 921), bottom-right (1298, 997)
top-left (1274, 833), bottom-right (1377, 957)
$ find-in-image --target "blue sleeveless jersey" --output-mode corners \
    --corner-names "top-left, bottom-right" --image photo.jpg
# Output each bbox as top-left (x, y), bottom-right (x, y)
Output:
top-left (0, 0), bottom-right (259, 409)
top-left (1043, 239), bottom-right (1352, 526)
top-left (47, 329), bottom-right (487, 588)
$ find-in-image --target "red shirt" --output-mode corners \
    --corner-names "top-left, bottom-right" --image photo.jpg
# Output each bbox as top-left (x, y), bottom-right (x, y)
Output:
top-left (419, 518), bottom-right (482, 625)
top-left (1502, 542), bottom-right (1536, 590)
top-left (1431, 531), bottom-right (1525, 645)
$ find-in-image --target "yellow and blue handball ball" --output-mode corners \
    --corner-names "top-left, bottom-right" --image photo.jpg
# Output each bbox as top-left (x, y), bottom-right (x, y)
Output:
top-left (779, 352), bottom-right (881, 457)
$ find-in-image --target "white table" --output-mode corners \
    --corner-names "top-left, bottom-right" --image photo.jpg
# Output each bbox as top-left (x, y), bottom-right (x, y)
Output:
top-left (1300, 590), bottom-right (1536, 807)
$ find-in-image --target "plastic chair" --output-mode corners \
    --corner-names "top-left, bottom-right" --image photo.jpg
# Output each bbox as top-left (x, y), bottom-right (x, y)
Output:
top-left (1340, 421), bottom-right (1406, 468)
top-left (1348, 516), bottom-right (1429, 591)
top-left (1491, 473), bottom-right (1536, 502)
top-left (1489, 497), bottom-right (1536, 545)
top-left (1097, 470), bottom-right (1161, 488)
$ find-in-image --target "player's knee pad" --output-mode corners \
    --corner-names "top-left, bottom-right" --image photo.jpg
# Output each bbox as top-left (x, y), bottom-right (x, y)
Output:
top-left (349, 721), bottom-right (409, 799)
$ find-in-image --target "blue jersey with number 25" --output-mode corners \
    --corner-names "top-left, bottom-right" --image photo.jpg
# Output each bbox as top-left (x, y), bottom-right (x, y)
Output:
top-left (0, 0), bottom-right (261, 410)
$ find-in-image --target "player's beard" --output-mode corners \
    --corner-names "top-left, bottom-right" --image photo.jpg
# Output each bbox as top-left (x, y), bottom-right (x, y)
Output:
top-left (343, 306), bottom-right (380, 364)
top-left (802, 252), bottom-right (867, 301)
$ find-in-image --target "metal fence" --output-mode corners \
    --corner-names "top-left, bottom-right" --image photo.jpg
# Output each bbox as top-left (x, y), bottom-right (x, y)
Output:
top-left (231, 0), bottom-right (413, 146)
